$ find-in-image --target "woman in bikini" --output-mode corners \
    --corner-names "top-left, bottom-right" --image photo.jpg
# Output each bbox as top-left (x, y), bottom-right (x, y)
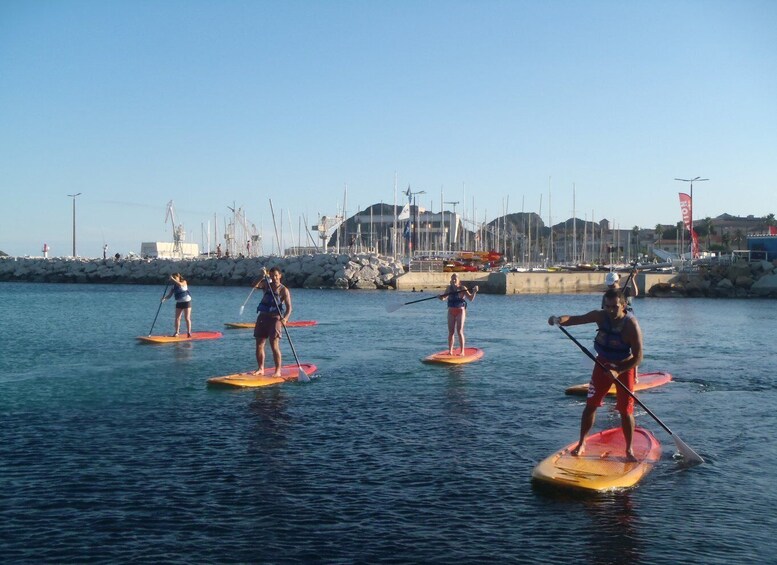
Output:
top-left (439, 273), bottom-right (478, 355)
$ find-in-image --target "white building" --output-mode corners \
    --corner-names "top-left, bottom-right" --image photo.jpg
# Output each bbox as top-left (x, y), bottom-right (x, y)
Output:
top-left (140, 242), bottom-right (199, 259)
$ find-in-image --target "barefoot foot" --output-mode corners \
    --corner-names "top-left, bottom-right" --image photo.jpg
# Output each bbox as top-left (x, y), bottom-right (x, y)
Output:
top-left (571, 443), bottom-right (585, 456)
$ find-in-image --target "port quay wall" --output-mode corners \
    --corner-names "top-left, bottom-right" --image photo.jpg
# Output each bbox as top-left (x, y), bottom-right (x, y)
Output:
top-left (395, 271), bottom-right (677, 295)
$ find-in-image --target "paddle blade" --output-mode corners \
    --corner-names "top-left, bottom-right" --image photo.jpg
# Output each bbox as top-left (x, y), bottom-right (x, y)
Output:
top-left (673, 434), bottom-right (704, 466)
top-left (297, 367), bottom-right (311, 382)
top-left (239, 305), bottom-right (245, 316)
top-left (385, 301), bottom-right (404, 313)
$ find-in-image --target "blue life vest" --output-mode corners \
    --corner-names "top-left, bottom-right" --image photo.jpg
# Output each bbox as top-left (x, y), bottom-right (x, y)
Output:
top-left (257, 285), bottom-right (284, 315)
top-left (446, 285), bottom-right (467, 309)
top-left (173, 284), bottom-right (191, 302)
top-left (593, 311), bottom-right (634, 361)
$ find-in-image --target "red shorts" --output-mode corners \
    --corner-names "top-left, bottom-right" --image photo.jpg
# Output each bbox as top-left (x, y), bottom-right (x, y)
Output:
top-left (254, 314), bottom-right (282, 340)
top-left (448, 307), bottom-right (465, 319)
top-left (586, 358), bottom-right (635, 415)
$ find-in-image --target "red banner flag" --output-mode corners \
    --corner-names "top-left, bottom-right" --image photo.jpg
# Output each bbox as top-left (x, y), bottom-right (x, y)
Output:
top-left (678, 192), bottom-right (700, 258)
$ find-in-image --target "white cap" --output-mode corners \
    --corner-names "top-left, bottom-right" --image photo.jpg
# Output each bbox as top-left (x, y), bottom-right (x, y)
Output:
top-left (605, 272), bottom-right (620, 286)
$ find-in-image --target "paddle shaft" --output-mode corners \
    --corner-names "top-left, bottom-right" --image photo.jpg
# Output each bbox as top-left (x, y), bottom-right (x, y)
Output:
top-left (556, 324), bottom-right (675, 437)
top-left (621, 261), bottom-right (640, 294)
top-left (401, 288), bottom-right (467, 307)
top-left (239, 286), bottom-right (257, 315)
top-left (148, 283), bottom-right (170, 336)
top-left (262, 273), bottom-right (307, 379)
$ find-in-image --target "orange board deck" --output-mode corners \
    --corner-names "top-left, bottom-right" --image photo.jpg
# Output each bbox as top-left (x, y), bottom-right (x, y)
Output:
top-left (224, 320), bottom-right (318, 329)
top-left (565, 371), bottom-right (672, 396)
top-left (422, 347), bottom-right (484, 365)
top-left (532, 427), bottom-right (662, 491)
top-left (207, 363), bottom-right (318, 388)
top-left (137, 331), bottom-right (223, 344)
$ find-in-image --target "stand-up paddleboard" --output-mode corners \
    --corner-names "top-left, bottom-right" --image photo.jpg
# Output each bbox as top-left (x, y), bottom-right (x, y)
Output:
top-left (137, 331), bottom-right (223, 344)
top-left (224, 320), bottom-right (318, 329)
top-left (565, 371), bottom-right (672, 396)
top-left (422, 347), bottom-right (484, 365)
top-left (207, 363), bottom-right (317, 388)
top-left (532, 427), bottom-right (662, 492)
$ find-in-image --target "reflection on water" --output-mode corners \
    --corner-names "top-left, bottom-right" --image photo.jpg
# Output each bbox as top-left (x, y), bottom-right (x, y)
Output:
top-left (172, 342), bottom-right (195, 362)
top-left (532, 484), bottom-right (641, 564)
top-left (247, 388), bottom-right (291, 453)
top-left (443, 367), bottom-right (472, 425)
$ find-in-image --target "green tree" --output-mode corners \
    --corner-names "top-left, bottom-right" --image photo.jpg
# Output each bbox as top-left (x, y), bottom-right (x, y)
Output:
top-left (654, 224), bottom-right (664, 249)
top-left (721, 231), bottom-right (731, 251)
top-left (734, 229), bottom-right (745, 249)
top-left (703, 217), bottom-right (715, 251)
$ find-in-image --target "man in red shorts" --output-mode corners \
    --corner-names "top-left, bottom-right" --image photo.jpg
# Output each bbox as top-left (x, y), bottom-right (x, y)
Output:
top-left (253, 267), bottom-right (292, 377)
top-left (548, 289), bottom-right (643, 460)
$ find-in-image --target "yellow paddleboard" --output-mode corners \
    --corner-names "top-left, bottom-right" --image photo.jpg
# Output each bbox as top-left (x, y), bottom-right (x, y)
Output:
top-left (422, 347), bottom-right (484, 365)
top-left (532, 427), bottom-right (662, 492)
top-left (207, 363), bottom-right (317, 388)
top-left (224, 320), bottom-right (318, 329)
top-left (137, 331), bottom-right (223, 344)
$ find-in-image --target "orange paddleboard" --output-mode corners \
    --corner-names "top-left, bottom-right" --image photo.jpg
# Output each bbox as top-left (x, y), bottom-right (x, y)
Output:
top-left (565, 371), bottom-right (672, 396)
top-left (532, 427), bottom-right (662, 491)
top-left (207, 363), bottom-right (318, 388)
top-left (137, 331), bottom-right (223, 344)
top-left (422, 347), bottom-right (484, 365)
top-left (224, 320), bottom-right (318, 329)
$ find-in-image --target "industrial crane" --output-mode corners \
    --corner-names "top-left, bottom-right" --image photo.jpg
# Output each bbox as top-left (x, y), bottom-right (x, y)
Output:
top-left (165, 200), bottom-right (185, 257)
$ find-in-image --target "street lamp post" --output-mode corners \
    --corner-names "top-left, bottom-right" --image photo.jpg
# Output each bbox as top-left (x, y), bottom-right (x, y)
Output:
top-left (67, 193), bottom-right (82, 257)
top-left (675, 177), bottom-right (708, 259)
top-left (409, 190), bottom-right (426, 256)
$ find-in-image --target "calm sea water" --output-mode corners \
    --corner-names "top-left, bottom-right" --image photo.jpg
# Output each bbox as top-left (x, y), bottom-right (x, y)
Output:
top-left (1, 281), bottom-right (776, 564)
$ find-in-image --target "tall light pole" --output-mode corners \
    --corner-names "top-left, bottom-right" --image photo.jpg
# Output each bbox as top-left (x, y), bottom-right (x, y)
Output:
top-left (409, 190), bottom-right (426, 255)
top-left (675, 177), bottom-right (708, 258)
top-left (444, 201), bottom-right (459, 251)
top-left (67, 193), bottom-right (82, 257)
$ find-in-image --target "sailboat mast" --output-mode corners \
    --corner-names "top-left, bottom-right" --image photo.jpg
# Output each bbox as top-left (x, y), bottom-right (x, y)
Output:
top-left (572, 183), bottom-right (577, 265)
top-left (548, 177), bottom-right (553, 265)
top-left (393, 172), bottom-right (397, 259)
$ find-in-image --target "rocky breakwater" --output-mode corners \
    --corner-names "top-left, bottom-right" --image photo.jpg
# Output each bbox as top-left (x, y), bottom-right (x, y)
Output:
top-left (0, 253), bottom-right (405, 290)
top-left (648, 260), bottom-right (777, 298)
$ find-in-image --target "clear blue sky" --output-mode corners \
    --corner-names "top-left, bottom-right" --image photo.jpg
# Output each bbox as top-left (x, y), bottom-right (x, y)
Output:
top-left (2, 0), bottom-right (775, 258)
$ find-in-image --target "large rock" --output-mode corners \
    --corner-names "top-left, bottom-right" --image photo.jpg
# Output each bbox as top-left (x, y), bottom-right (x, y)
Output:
top-left (751, 274), bottom-right (777, 296)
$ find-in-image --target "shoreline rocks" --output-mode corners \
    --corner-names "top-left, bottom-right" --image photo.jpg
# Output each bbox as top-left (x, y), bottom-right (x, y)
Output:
top-left (647, 259), bottom-right (777, 298)
top-left (0, 253), bottom-right (406, 290)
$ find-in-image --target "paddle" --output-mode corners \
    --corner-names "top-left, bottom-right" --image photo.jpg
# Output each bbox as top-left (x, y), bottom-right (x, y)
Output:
top-left (147, 283), bottom-right (170, 336)
top-left (262, 272), bottom-right (310, 383)
top-left (553, 322), bottom-right (704, 466)
top-left (238, 286), bottom-right (256, 317)
top-left (621, 261), bottom-right (641, 298)
top-left (385, 289), bottom-right (462, 313)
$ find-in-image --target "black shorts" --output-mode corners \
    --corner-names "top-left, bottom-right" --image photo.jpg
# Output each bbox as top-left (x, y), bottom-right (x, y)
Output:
top-left (176, 301), bottom-right (192, 309)
top-left (254, 314), bottom-right (281, 340)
